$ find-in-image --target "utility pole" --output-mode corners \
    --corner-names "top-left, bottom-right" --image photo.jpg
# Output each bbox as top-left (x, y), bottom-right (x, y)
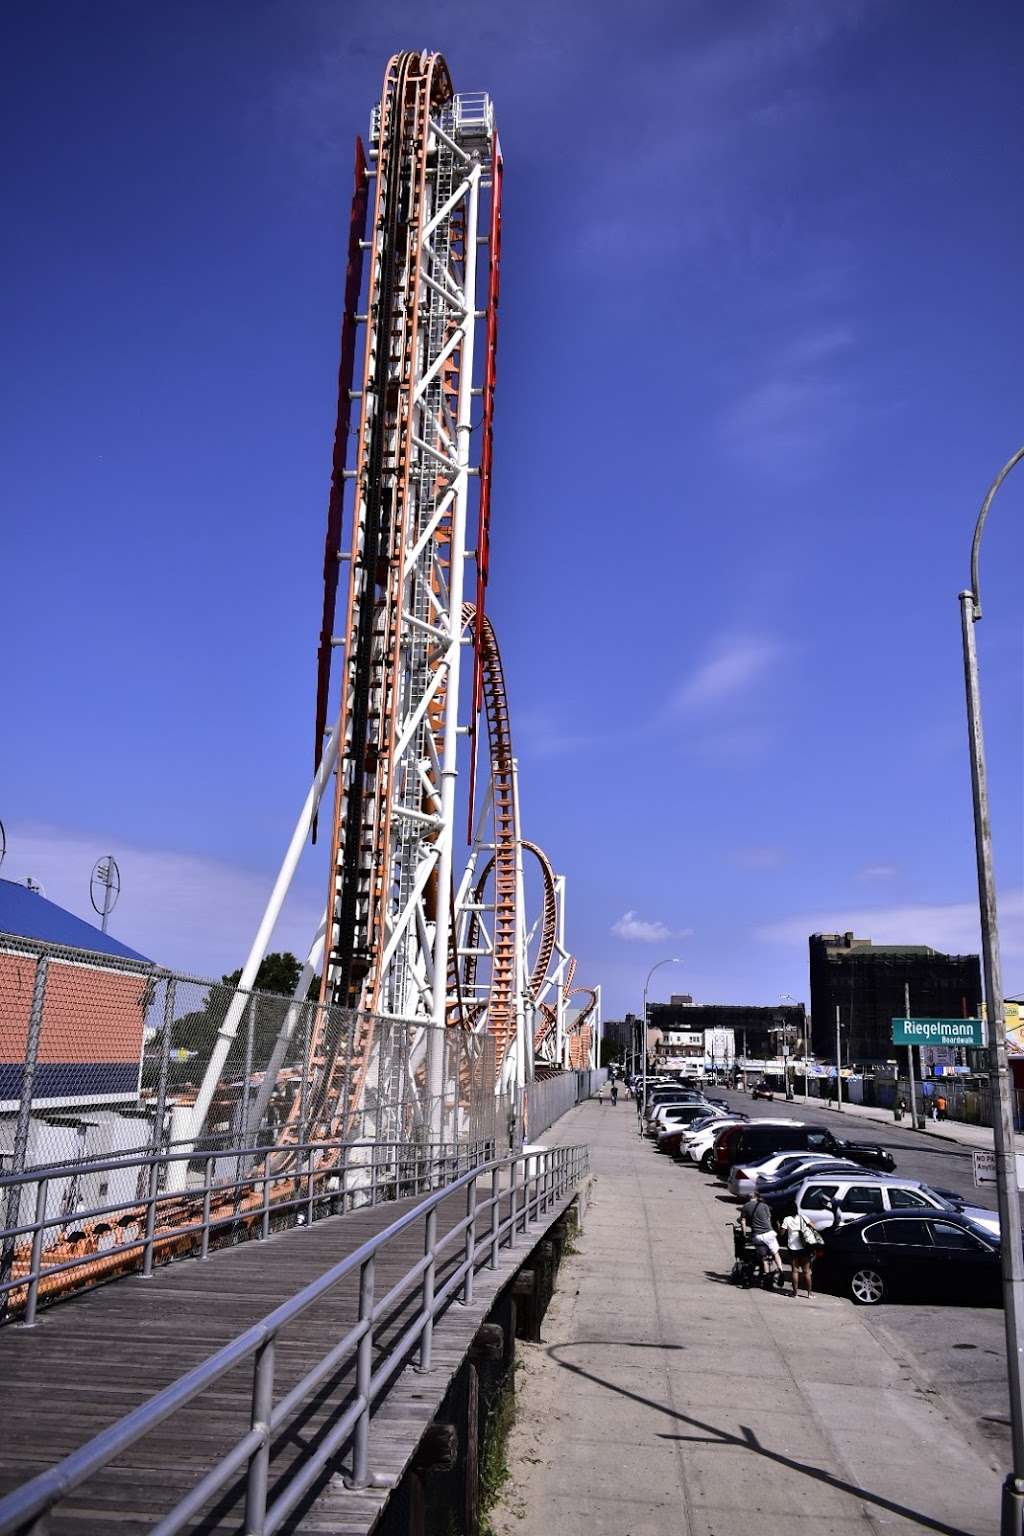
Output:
top-left (835, 1005), bottom-right (843, 1112)
top-left (905, 981), bottom-right (921, 1129)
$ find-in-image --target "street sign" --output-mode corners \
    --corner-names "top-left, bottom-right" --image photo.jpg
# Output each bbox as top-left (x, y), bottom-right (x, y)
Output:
top-left (891, 1017), bottom-right (984, 1047)
top-left (973, 1149), bottom-right (1024, 1188)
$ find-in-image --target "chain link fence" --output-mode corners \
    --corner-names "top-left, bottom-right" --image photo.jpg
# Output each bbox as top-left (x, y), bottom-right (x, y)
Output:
top-left (0, 931), bottom-right (500, 1177)
top-left (0, 931), bottom-right (511, 1317)
top-left (0, 932), bottom-right (608, 1319)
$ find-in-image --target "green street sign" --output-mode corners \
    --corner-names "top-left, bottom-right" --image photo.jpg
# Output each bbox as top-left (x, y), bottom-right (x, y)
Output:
top-left (891, 1017), bottom-right (984, 1047)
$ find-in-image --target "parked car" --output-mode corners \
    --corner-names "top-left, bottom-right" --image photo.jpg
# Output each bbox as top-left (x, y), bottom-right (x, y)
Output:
top-left (781, 1175), bottom-right (1000, 1237)
top-left (756, 1159), bottom-right (865, 1197)
top-left (712, 1121), bottom-right (893, 1177)
top-left (677, 1117), bottom-right (751, 1167)
top-left (711, 1120), bottom-right (813, 1174)
top-left (817, 1211), bottom-right (1001, 1305)
top-left (751, 1080), bottom-right (775, 1101)
top-left (644, 1099), bottom-right (709, 1136)
top-left (644, 1099), bottom-right (709, 1135)
top-left (657, 1110), bottom-right (730, 1154)
top-left (650, 1102), bottom-right (716, 1134)
top-left (829, 1138), bottom-right (897, 1173)
top-left (727, 1151), bottom-right (853, 1199)
top-left (698, 1117), bottom-right (802, 1174)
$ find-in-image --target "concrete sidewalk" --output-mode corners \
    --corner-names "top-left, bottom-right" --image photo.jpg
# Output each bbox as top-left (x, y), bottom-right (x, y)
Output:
top-left (784, 1090), bottom-right (1024, 1155)
top-left (491, 1097), bottom-right (1003, 1536)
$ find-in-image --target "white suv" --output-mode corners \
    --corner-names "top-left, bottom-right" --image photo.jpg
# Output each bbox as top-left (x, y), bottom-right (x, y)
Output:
top-left (794, 1176), bottom-right (999, 1236)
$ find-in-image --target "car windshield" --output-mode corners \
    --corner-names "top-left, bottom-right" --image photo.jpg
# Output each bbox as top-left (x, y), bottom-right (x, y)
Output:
top-left (917, 1184), bottom-right (957, 1209)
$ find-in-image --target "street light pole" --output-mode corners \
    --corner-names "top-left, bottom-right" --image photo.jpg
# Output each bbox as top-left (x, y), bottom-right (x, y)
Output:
top-left (640, 957), bottom-right (680, 1136)
top-left (781, 994), bottom-right (799, 1102)
top-left (959, 444), bottom-right (1024, 1536)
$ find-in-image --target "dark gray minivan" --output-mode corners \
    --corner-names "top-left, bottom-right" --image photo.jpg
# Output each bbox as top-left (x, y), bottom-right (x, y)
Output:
top-left (713, 1122), bottom-right (838, 1175)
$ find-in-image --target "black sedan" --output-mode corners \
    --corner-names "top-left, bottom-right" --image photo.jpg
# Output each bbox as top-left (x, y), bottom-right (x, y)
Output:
top-left (818, 1211), bottom-right (1001, 1306)
top-left (830, 1137), bottom-right (897, 1173)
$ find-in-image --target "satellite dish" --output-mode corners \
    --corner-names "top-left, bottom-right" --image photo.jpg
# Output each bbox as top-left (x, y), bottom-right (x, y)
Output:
top-left (24, 876), bottom-right (46, 897)
top-left (90, 856), bottom-right (121, 934)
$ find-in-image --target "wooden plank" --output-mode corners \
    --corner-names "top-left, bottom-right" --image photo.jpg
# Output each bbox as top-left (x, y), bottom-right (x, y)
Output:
top-left (0, 1178), bottom-right (579, 1536)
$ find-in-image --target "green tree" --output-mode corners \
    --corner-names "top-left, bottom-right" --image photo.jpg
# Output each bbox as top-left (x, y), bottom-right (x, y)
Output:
top-left (170, 953), bottom-right (320, 1073)
top-left (222, 952), bottom-right (306, 997)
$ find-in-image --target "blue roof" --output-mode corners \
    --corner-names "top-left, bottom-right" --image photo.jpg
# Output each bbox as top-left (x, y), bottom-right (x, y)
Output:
top-left (0, 879), bottom-right (151, 964)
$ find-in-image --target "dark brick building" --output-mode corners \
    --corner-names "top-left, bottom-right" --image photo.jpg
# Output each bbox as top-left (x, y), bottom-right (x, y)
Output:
top-left (647, 1000), bottom-right (806, 1060)
top-left (808, 932), bottom-right (982, 1065)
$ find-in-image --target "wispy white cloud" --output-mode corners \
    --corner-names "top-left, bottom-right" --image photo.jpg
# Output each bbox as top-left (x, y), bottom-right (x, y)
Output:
top-left (719, 325), bottom-right (856, 478)
top-left (858, 863), bottom-right (899, 881)
top-left (672, 635), bottom-right (787, 713)
top-left (755, 890), bottom-right (1024, 961)
top-left (610, 910), bottom-right (693, 945)
top-left (2, 821), bottom-right (325, 980)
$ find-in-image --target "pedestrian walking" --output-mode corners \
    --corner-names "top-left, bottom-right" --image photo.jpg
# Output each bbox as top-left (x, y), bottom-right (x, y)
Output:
top-left (740, 1194), bottom-right (785, 1287)
top-left (893, 1096), bottom-right (906, 1123)
top-left (610, 1081), bottom-right (619, 1107)
top-left (780, 1211), bottom-right (823, 1296)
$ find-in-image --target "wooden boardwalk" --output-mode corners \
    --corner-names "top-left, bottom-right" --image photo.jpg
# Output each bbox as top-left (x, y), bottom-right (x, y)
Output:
top-left (0, 1172), bottom-right (584, 1535)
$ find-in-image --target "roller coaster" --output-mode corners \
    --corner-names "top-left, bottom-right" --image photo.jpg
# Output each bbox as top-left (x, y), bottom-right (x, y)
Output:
top-left (179, 50), bottom-right (597, 1156)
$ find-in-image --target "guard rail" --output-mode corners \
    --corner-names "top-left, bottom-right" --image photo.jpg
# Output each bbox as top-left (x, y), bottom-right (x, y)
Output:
top-left (0, 1142), bottom-right (589, 1536)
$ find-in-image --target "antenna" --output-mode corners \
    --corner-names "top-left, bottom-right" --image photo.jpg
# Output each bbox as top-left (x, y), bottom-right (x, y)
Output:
top-left (0, 819), bottom-right (5, 872)
top-left (90, 856), bottom-right (121, 934)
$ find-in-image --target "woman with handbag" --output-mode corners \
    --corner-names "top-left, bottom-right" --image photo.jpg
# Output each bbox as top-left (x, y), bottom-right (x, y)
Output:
top-left (780, 1211), bottom-right (823, 1297)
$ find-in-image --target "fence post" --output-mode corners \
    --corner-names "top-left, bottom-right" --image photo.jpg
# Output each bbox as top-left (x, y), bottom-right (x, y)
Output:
top-left (489, 1165), bottom-right (500, 1269)
top-left (201, 1155), bottom-right (214, 1260)
top-left (0, 954), bottom-right (49, 1310)
top-left (298, 1004), bottom-right (311, 1144)
top-left (305, 1145), bottom-right (315, 1226)
top-left (463, 1175), bottom-right (477, 1304)
top-left (244, 1336), bottom-right (276, 1535)
top-left (143, 976), bottom-right (175, 1279)
top-left (239, 993), bottom-right (257, 1156)
top-left (509, 1159), bottom-right (519, 1247)
top-left (419, 1206), bottom-right (437, 1370)
top-left (261, 1152), bottom-right (271, 1240)
top-left (351, 1255), bottom-right (375, 1487)
top-left (22, 1177), bottom-right (48, 1327)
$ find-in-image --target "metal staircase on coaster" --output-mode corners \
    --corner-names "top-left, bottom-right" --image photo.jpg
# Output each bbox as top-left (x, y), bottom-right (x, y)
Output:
top-left (181, 51), bottom-right (598, 1167)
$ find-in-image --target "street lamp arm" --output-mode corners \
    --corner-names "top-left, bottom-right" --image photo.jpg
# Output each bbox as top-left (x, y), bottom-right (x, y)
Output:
top-left (969, 443), bottom-right (1024, 619)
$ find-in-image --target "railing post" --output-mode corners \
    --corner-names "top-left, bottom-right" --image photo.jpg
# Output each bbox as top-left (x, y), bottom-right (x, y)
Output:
top-left (244, 1335), bottom-right (275, 1535)
top-left (509, 1159), bottom-right (519, 1247)
top-left (350, 1255), bottom-right (375, 1488)
top-left (463, 1175), bottom-right (477, 1304)
top-left (201, 1155), bottom-right (214, 1260)
top-left (340, 1143), bottom-right (350, 1215)
top-left (419, 1206), bottom-right (437, 1370)
top-left (305, 1146), bottom-right (315, 1226)
top-left (22, 1178), bottom-right (48, 1327)
top-left (489, 1165), bottom-right (500, 1269)
top-left (261, 1152), bottom-right (271, 1240)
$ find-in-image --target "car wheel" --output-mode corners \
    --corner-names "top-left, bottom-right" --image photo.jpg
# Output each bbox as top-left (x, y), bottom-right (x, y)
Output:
top-left (700, 1150), bottom-right (716, 1173)
top-left (849, 1266), bottom-right (886, 1305)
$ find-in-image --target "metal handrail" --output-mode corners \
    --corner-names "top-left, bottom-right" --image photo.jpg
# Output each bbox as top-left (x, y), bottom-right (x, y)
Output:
top-left (0, 1133), bottom-right (496, 1322)
top-left (0, 1142), bottom-right (590, 1536)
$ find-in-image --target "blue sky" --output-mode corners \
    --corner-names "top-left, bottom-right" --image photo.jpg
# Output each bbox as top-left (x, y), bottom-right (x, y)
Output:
top-left (3, 0), bottom-right (1021, 1016)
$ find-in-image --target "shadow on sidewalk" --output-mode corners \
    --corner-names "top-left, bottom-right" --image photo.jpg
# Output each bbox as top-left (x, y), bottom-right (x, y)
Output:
top-left (547, 1341), bottom-right (969, 1536)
